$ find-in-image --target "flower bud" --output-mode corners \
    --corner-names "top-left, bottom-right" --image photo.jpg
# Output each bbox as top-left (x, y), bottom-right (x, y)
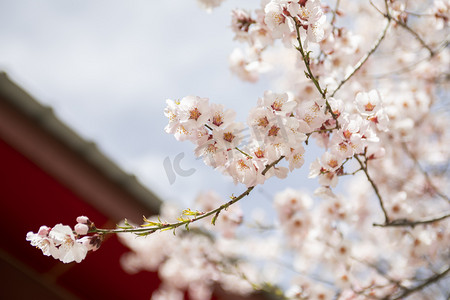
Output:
top-left (74, 223), bottom-right (89, 235)
top-left (76, 216), bottom-right (90, 224)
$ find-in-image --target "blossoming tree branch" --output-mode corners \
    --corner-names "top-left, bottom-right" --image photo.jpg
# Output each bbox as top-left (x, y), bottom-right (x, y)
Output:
top-left (27, 0), bottom-right (449, 299)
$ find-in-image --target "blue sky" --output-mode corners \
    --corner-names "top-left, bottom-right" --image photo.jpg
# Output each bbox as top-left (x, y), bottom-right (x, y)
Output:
top-left (0, 0), bottom-right (322, 213)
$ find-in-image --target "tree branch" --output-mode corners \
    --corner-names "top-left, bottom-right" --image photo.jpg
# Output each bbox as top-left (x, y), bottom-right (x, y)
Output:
top-left (393, 18), bottom-right (435, 57)
top-left (374, 213), bottom-right (450, 228)
top-left (330, 19), bottom-right (391, 97)
top-left (388, 266), bottom-right (450, 300)
top-left (330, 0), bottom-right (341, 26)
top-left (292, 17), bottom-right (340, 126)
top-left (402, 143), bottom-right (450, 202)
top-left (90, 156), bottom-right (285, 236)
top-left (292, 18), bottom-right (326, 100)
top-left (354, 154), bottom-right (390, 223)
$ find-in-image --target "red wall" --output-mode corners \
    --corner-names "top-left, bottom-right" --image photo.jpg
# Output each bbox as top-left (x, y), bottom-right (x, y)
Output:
top-left (0, 138), bottom-right (160, 299)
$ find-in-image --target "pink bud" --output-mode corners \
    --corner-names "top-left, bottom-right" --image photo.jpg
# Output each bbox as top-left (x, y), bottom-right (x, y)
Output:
top-left (37, 226), bottom-right (50, 236)
top-left (76, 216), bottom-right (90, 224)
top-left (74, 223), bottom-right (89, 235)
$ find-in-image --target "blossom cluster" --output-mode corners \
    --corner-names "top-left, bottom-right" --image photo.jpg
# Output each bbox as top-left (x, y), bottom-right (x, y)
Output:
top-left (229, 0), bottom-right (328, 82)
top-left (273, 187), bottom-right (450, 300)
top-left (308, 90), bottom-right (389, 187)
top-left (26, 216), bottom-right (102, 263)
top-left (165, 88), bottom-right (389, 189)
top-left (165, 91), bottom-right (309, 187)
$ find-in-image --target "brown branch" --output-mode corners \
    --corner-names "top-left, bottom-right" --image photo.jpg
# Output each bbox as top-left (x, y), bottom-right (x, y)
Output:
top-left (262, 156), bottom-right (285, 176)
top-left (393, 18), bottom-right (435, 57)
top-left (402, 143), bottom-right (450, 203)
top-left (374, 213), bottom-right (450, 228)
top-left (370, 39), bottom-right (449, 78)
top-left (373, 0), bottom-right (435, 57)
top-left (330, 18), bottom-right (391, 97)
top-left (387, 266), bottom-right (450, 300)
top-left (92, 156), bottom-right (286, 236)
top-left (354, 154), bottom-right (390, 223)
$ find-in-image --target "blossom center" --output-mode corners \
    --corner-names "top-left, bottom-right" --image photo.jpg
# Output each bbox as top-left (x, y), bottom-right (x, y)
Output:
top-left (223, 131), bottom-right (236, 143)
top-left (271, 100), bottom-right (283, 111)
top-left (328, 159), bottom-right (338, 168)
top-left (257, 116), bottom-right (269, 127)
top-left (271, 12), bottom-right (285, 25)
top-left (365, 102), bottom-right (376, 111)
top-left (177, 125), bottom-right (190, 136)
top-left (189, 107), bottom-right (202, 121)
top-left (254, 148), bottom-right (265, 158)
top-left (212, 112), bottom-right (224, 127)
top-left (237, 159), bottom-right (250, 170)
top-left (206, 144), bottom-right (217, 154)
top-left (294, 153), bottom-right (303, 162)
top-left (268, 125), bottom-right (280, 136)
top-left (343, 130), bottom-right (352, 139)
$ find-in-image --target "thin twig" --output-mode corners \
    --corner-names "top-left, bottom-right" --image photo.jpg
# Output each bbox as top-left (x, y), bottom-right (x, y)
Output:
top-left (404, 11), bottom-right (435, 17)
top-left (292, 17), bottom-right (340, 126)
top-left (402, 143), bottom-right (450, 202)
top-left (370, 39), bottom-right (449, 78)
top-left (354, 154), bottom-right (390, 223)
top-left (393, 18), bottom-right (435, 57)
top-left (93, 187), bottom-right (252, 235)
top-left (330, 19), bottom-right (391, 97)
top-left (292, 17), bottom-right (326, 99)
top-left (374, 213), bottom-right (450, 228)
top-left (374, 0), bottom-right (435, 57)
top-left (330, 0), bottom-right (341, 26)
top-left (91, 156), bottom-right (285, 236)
top-left (388, 266), bottom-right (450, 300)
top-left (262, 155), bottom-right (285, 176)
top-left (235, 146), bottom-right (253, 159)
top-left (305, 126), bottom-right (338, 145)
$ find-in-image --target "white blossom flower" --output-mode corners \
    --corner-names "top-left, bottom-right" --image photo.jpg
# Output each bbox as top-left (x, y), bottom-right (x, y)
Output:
top-left (194, 139), bottom-right (227, 168)
top-left (296, 100), bottom-right (327, 131)
top-left (49, 224), bottom-right (88, 263)
top-left (179, 95), bottom-right (210, 130)
top-left (229, 47), bottom-right (271, 82)
top-left (207, 103), bottom-right (236, 129)
top-left (26, 226), bottom-right (59, 258)
top-left (226, 157), bottom-right (265, 186)
top-left (164, 99), bottom-right (182, 134)
top-left (286, 145), bottom-right (306, 171)
top-left (260, 90), bottom-right (297, 115)
top-left (355, 90), bottom-right (382, 116)
top-left (213, 122), bottom-right (246, 150)
top-left (264, 1), bottom-right (293, 38)
top-left (231, 9), bottom-right (255, 42)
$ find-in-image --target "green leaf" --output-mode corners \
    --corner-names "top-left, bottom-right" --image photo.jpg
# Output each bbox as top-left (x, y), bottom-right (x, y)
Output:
top-left (211, 211), bottom-right (221, 225)
top-left (182, 208), bottom-right (203, 216)
top-left (142, 216), bottom-right (161, 227)
top-left (116, 218), bottom-right (133, 229)
top-left (176, 216), bottom-right (189, 222)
